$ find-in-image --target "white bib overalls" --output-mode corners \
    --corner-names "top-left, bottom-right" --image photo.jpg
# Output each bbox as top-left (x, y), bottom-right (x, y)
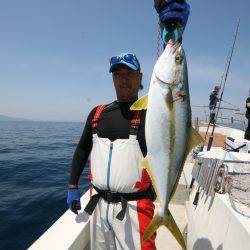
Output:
top-left (87, 105), bottom-right (156, 250)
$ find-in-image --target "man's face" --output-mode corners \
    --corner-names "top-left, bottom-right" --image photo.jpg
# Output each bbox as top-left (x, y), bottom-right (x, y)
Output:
top-left (112, 64), bottom-right (142, 102)
top-left (215, 87), bottom-right (220, 93)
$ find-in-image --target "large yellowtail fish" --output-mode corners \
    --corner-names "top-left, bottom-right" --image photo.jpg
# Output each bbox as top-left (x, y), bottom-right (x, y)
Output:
top-left (131, 43), bottom-right (203, 249)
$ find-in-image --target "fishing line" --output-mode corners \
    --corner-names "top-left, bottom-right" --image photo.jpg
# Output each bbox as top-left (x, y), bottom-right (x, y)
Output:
top-left (221, 99), bottom-right (242, 110)
top-left (157, 21), bottom-right (162, 59)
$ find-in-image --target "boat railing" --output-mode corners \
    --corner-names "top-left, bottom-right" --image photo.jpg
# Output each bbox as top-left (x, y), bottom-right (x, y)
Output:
top-left (192, 104), bottom-right (247, 131)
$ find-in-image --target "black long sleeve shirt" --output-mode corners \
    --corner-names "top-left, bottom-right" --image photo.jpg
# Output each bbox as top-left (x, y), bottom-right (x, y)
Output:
top-left (69, 100), bottom-right (147, 185)
top-left (246, 97), bottom-right (250, 120)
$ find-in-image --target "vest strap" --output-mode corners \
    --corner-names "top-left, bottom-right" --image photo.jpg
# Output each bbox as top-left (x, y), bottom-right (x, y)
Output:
top-left (130, 110), bottom-right (142, 136)
top-left (91, 104), bottom-right (106, 133)
top-left (84, 185), bottom-right (156, 221)
top-left (91, 104), bottom-right (142, 136)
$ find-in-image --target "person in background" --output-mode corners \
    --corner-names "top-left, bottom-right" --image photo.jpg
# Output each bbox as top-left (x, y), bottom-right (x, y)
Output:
top-left (244, 96), bottom-right (250, 140)
top-left (67, 1), bottom-right (190, 249)
top-left (209, 85), bottom-right (221, 123)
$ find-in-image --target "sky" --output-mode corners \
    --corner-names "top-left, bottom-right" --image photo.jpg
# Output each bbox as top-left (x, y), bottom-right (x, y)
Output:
top-left (0, 0), bottom-right (249, 122)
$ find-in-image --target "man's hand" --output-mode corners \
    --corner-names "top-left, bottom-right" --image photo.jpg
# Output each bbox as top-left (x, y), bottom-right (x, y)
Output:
top-left (154, 0), bottom-right (190, 32)
top-left (67, 187), bottom-right (81, 214)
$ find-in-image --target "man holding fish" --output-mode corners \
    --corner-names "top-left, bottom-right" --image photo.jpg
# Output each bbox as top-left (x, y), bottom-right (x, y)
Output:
top-left (67, 1), bottom-right (195, 249)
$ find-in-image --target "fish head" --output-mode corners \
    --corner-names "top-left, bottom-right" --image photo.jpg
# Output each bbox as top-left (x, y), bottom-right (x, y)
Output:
top-left (154, 43), bottom-right (187, 88)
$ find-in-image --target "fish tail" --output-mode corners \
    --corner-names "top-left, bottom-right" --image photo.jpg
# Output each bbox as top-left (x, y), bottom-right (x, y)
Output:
top-left (143, 211), bottom-right (186, 250)
top-left (143, 214), bottom-right (162, 243)
top-left (164, 210), bottom-right (186, 249)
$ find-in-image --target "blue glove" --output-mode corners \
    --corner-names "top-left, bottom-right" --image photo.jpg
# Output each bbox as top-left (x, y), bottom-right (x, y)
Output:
top-left (154, 0), bottom-right (190, 44)
top-left (155, 0), bottom-right (190, 31)
top-left (67, 188), bottom-right (81, 214)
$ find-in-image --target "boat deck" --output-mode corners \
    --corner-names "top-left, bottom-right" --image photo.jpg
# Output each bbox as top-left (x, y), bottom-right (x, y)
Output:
top-left (199, 131), bottom-right (227, 147)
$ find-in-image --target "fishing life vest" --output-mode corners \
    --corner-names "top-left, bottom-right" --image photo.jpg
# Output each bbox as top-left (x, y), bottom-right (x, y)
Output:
top-left (209, 91), bottom-right (218, 108)
top-left (89, 104), bottom-right (152, 193)
top-left (84, 104), bottom-right (155, 220)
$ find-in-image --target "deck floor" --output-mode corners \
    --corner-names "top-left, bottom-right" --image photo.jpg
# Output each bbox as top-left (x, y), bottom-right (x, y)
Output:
top-left (199, 131), bottom-right (227, 147)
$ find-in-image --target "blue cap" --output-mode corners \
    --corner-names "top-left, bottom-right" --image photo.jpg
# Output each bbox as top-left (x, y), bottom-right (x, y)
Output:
top-left (109, 52), bottom-right (141, 73)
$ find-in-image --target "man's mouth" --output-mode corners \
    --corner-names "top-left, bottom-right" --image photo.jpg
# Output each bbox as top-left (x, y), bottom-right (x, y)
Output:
top-left (120, 84), bottom-right (131, 89)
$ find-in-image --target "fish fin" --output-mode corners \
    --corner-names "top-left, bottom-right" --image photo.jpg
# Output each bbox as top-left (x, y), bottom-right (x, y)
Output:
top-left (170, 128), bottom-right (204, 200)
top-left (164, 90), bottom-right (173, 111)
top-left (164, 210), bottom-right (186, 250)
top-left (140, 156), bottom-right (160, 203)
top-left (187, 127), bottom-right (204, 154)
top-left (143, 214), bottom-right (162, 242)
top-left (170, 161), bottom-right (185, 200)
top-left (130, 95), bottom-right (148, 110)
top-left (139, 157), bottom-right (149, 170)
top-left (143, 211), bottom-right (186, 250)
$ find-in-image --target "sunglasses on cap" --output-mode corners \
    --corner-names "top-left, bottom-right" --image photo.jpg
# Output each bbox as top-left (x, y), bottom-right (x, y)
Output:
top-left (109, 53), bottom-right (141, 72)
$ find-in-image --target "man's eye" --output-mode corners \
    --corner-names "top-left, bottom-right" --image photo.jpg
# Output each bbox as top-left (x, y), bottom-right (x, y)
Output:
top-left (113, 71), bottom-right (137, 77)
top-left (114, 72), bottom-right (122, 77)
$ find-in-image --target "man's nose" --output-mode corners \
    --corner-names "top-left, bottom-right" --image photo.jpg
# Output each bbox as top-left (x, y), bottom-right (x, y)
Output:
top-left (121, 75), bottom-right (129, 82)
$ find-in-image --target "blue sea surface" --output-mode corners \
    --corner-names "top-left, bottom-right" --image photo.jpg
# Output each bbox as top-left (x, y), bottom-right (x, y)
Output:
top-left (0, 121), bottom-right (91, 250)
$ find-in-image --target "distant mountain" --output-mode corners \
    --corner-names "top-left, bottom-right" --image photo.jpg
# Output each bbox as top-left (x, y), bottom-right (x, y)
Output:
top-left (0, 115), bottom-right (32, 122)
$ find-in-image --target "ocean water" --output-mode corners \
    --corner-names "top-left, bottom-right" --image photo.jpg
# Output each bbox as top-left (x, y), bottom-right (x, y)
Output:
top-left (0, 121), bottom-right (91, 250)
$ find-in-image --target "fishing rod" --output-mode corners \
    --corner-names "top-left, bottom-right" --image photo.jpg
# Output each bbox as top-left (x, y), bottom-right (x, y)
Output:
top-left (207, 19), bottom-right (240, 151)
top-left (204, 69), bottom-right (229, 139)
top-left (203, 20), bottom-right (240, 142)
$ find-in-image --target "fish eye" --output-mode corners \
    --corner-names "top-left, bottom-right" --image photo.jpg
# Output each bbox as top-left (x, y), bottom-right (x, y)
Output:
top-left (175, 54), bottom-right (183, 64)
